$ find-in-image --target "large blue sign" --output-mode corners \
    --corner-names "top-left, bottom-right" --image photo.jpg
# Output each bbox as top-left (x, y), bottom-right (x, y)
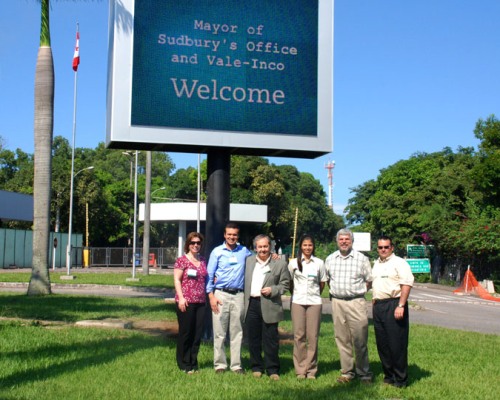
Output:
top-left (132, 0), bottom-right (318, 135)
top-left (107, 0), bottom-right (333, 157)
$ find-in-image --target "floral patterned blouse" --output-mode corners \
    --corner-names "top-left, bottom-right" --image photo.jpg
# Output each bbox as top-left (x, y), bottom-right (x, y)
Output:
top-left (174, 254), bottom-right (208, 304)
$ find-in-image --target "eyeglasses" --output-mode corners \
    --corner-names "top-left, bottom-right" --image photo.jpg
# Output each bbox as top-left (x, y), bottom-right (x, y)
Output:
top-left (189, 241), bottom-right (202, 246)
top-left (377, 246), bottom-right (391, 249)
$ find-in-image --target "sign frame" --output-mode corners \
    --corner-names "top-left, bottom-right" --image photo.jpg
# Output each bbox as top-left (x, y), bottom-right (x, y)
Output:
top-left (106, 0), bottom-right (333, 158)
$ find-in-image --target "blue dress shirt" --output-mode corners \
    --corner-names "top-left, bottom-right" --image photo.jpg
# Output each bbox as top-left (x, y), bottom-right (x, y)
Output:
top-left (206, 242), bottom-right (252, 293)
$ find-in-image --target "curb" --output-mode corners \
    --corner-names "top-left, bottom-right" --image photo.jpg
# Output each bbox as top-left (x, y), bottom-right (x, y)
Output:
top-left (0, 281), bottom-right (173, 295)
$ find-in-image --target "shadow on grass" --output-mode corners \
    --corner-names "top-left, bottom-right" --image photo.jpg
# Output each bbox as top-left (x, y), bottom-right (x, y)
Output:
top-left (1, 329), bottom-right (169, 388)
top-left (0, 293), bottom-right (173, 322)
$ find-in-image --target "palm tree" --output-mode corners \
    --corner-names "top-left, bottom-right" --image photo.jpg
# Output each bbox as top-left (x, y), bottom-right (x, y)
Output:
top-left (28, 0), bottom-right (53, 295)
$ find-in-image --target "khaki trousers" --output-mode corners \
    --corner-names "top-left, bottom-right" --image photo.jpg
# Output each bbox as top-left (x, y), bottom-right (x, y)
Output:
top-left (331, 297), bottom-right (371, 379)
top-left (291, 303), bottom-right (322, 377)
top-left (212, 290), bottom-right (244, 371)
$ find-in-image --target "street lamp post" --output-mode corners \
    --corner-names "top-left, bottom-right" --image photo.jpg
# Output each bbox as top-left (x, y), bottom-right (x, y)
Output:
top-left (142, 184), bottom-right (166, 274)
top-left (131, 151), bottom-right (139, 279)
top-left (66, 166), bottom-right (94, 275)
top-left (122, 152), bottom-right (133, 187)
top-left (151, 186), bottom-right (166, 199)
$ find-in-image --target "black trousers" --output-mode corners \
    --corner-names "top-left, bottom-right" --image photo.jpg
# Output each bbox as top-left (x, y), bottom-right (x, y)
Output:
top-left (176, 302), bottom-right (206, 372)
top-left (245, 297), bottom-right (280, 375)
top-left (372, 298), bottom-right (409, 387)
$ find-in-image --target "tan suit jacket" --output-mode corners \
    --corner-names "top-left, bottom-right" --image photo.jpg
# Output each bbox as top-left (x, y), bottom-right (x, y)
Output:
top-left (244, 255), bottom-right (290, 324)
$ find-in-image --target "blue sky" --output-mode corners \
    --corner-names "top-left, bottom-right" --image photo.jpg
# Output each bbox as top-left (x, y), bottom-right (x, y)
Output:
top-left (1, 1), bottom-right (499, 215)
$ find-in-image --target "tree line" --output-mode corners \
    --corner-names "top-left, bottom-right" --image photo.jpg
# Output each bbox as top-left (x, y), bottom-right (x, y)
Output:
top-left (345, 115), bottom-right (500, 280)
top-left (0, 136), bottom-right (344, 251)
top-left (2, 116), bottom-right (498, 280)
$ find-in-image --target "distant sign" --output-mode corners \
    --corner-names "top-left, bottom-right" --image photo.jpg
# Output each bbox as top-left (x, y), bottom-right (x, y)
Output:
top-left (352, 232), bottom-right (371, 252)
top-left (407, 259), bottom-right (431, 274)
top-left (407, 244), bottom-right (426, 258)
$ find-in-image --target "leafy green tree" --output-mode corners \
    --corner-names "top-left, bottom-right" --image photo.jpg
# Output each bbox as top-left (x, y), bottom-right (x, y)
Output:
top-left (0, 147), bottom-right (34, 195)
top-left (164, 166), bottom-right (198, 201)
top-left (473, 115), bottom-right (500, 206)
top-left (231, 156), bottom-right (269, 203)
top-left (346, 133), bottom-right (499, 279)
top-left (0, 146), bottom-right (34, 230)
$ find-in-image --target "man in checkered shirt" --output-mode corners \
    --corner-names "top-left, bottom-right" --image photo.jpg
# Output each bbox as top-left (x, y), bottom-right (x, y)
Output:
top-left (325, 228), bottom-right (373, 384)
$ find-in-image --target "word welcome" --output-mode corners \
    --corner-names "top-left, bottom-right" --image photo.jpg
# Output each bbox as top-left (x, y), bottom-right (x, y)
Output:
top-left (170, 78), bottom-right (285, 104)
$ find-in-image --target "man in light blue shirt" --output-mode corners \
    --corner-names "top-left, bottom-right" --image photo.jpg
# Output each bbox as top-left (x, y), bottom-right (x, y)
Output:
top-left (207, 222), bottom-right (251, 374)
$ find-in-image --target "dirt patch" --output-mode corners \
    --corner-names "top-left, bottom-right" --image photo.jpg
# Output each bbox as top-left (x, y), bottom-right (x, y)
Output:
top-left (130, 319), bottom-right (294, 344)
top-left (132, 320), bottom-right (179, 339)
top-left (278, 327), bottom-right (294, 345)
top-left (129, 319), bottom-right (294, 344)
top-left (1, 316), bottom-right (294, 343)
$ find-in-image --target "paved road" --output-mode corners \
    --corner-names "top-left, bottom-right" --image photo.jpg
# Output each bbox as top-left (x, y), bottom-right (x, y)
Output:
top-left (405, 283), bottom-right (500, 335)
top-left (313, 283), bottom-right (500, 335)
top-left (1, 279), bottom-right (499, 335)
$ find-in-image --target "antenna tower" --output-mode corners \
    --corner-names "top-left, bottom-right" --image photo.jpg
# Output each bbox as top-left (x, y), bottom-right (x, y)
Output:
top-left (325, 160), bottom-right (335, 210)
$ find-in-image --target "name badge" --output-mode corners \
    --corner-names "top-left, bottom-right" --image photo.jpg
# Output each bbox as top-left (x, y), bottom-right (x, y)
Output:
top-left (262, 265), bottom-right (271, 274)
top-left (187, 269), bottom-right (197, 278)
top-left (229, 256), bottom-right (238, 265)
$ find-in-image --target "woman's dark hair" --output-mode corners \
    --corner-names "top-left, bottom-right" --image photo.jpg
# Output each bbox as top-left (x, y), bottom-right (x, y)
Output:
top-left (297, 234), bottom-right (315, 272)
top-left (183, 232), bottom-right (204, 253)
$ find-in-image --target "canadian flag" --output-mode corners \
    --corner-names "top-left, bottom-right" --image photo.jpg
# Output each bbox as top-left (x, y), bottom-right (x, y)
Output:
top-left (72, 31), bottom-right (80, 71)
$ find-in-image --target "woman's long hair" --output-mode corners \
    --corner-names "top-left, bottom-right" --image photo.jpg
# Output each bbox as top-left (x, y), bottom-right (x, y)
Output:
top-left (297, 234), bottom-right (315, 272)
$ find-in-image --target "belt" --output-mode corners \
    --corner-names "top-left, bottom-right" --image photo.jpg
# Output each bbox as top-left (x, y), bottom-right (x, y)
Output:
top-left (330, 294), bottom-right (365, 301)
top-left (218, 287), bottom-right (243, 295)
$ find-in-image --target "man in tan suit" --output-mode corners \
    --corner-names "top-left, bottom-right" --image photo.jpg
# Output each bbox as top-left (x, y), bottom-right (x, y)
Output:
top-left (244, 234), bottom-right (290, 381)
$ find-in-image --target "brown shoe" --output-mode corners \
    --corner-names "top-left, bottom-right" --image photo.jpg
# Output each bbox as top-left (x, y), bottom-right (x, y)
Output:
top-left (233, 369), bottom-right (245, 375)
top-left (307, 375), bottom-right (316, 380)
top-left (269, 374), bottom-right (280, 381)
top-left (215, 369), bottom-right (225, 374)
top-left (252, 371), bottom-right (263, 378)
top-left (297, 374), bottom-right (306, 380)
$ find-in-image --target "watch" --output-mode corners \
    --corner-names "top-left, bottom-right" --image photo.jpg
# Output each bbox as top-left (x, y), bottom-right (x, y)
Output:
top-left (397, 304), bottom-right (405, 308)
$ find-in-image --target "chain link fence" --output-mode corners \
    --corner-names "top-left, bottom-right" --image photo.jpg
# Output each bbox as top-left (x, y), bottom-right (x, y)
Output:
top-left (89, 247), bottom-right (177, 268)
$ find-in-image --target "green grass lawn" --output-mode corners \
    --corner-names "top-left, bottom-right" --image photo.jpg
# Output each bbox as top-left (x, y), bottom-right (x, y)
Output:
top-left (0, 292), bottom-right (498, 400)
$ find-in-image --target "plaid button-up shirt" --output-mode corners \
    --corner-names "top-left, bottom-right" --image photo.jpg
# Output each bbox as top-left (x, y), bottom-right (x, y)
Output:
top-left (325, 249), bottom-right (372, 298)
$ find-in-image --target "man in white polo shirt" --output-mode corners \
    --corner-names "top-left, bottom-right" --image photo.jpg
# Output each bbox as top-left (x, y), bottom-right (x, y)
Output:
top-left (372, 235), bottom-right (414, 388)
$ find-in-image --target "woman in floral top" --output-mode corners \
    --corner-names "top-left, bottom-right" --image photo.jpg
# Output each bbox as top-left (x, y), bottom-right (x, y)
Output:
top-left (174, 232), bottom-right (208, 374)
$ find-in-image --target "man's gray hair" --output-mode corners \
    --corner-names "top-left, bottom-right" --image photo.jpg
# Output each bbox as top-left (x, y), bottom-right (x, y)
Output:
top-left (336, 228), bottom-right (354, 242)
top-left (253, 234), bottom-right (270, 249)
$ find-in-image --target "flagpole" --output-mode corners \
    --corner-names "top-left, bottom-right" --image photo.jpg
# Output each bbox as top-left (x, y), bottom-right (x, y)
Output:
top-left (66, 23), bottom-right (80, 276)
top-left (197, 154), bottom-right (201, 232)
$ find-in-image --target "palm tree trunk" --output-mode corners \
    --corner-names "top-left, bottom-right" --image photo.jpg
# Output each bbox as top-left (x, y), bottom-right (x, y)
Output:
top-left (28, 0), bottom-right (53, 295)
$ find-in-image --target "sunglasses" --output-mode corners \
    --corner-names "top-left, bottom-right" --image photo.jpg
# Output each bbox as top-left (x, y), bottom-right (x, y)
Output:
top-left (377, 245), bottom-right (391, 249)
top-left (189, 241), bottom-right (202, 245)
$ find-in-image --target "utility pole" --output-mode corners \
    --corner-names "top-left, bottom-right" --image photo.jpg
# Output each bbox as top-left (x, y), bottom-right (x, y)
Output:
top-left (324, 160), bottom-right (335, 210)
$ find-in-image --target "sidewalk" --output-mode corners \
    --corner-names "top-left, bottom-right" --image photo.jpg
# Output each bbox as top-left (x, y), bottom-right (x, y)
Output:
top-left (0, 266), bottom-right (175, 296)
